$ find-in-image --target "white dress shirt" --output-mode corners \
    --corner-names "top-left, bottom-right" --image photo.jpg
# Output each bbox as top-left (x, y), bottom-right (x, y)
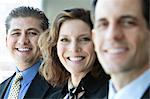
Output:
top-left (108, 69), bottom-right (150, 99)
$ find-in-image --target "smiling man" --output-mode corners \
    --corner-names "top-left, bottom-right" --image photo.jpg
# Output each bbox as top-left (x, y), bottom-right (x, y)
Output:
top-left (92, 0), bottom-right (150, 98)
top-left (0, 6), bottom-right (55, 99)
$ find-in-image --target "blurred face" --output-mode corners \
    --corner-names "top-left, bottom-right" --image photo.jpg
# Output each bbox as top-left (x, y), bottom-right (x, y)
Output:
top-left (6, 17), bottom-right (43, 69)
top-left (92, 0), bottom-right (150, 74)
top-left (57, 19), bottom-right (96, 75)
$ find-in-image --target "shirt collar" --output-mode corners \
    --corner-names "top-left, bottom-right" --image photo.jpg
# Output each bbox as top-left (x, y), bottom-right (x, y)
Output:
top-left (109, 80), bottom-right (116, 99)
top-left (109, 69), bottom-right (150, 99)
top-left (16, 60), bottom-right (42, 86)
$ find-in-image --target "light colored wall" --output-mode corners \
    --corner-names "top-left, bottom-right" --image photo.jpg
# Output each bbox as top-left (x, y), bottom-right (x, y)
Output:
top-left (42, 0), bottom-right (91, 23)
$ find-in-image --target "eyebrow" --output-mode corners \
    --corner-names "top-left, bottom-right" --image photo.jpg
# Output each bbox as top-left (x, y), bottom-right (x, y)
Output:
top-left (9, 28), bottom-right (41, 34)
top-left (10, 29), bottom-right (20, 33)
top-left (120, 15), bottom-right (138, 21)
top-left (96, 15), bottom-right (138, 21)
top-left (59, 33), bottom-right (91, 37)
top-left (95, 18), bottom-right (106, 23)
top-left (27, 28), bottom-right (40, 33)
top-left (79, 33), bottom-right (91, 37)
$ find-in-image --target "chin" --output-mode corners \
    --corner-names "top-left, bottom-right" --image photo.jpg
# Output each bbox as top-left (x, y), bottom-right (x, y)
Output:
top-left (102, 64), bottom-right (120, 74)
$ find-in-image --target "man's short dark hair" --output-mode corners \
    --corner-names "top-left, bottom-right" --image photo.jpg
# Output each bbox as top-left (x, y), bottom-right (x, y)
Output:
top-left (142, 0), bottom-right (150, 28)
top-left (92, 0), bottom-right (150, 28)
top-left (5, 6), bottom-right (49, 33)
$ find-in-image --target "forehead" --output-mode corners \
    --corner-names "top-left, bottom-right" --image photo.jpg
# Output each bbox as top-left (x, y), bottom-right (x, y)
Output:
top-left (95, 0), bottom-right (143, 21)
top-left (59, 19), bottom-right (91, 36)
top-left (9, 17), bottom-right (41, 30)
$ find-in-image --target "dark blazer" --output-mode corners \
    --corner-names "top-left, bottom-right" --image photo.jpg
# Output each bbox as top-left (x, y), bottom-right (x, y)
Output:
top-left (49, 72), bottom-right (109, 99)
top-left (0, 72), bottom-right (57, 99)
top-left (141, 86), bottom-right (150, 99)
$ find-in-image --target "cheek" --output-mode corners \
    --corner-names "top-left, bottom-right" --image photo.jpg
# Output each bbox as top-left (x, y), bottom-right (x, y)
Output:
top-left (87, 49), bottom-right (96, 68)
top-left (93, 35), bottom-right (103, 52)
top-left (57, 44), bottom-right (66, 59)
top-left (127, 33), bottom-right (145, 49)
top-left (125, 27), bottom-right (149, 45)
top-left (31, 37), bottom-right (39, 44)
top-left (84, 43), bottom-right (95, 56)
top-left (96, 35), bottom-right (103, 44)
top-left (30, 38), bottom-right (39, 48)
top-left (6, 37), bottom-right (16, 47)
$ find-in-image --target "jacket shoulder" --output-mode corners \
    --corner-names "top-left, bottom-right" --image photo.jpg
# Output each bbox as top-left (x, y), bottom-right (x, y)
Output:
top-left (0, 76), bottom-right (13, 98)
top-left (141, 86), bottom-right (150, 99)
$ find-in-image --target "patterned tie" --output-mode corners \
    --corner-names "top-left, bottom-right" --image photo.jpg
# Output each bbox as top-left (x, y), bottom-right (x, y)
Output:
top-left (8, 72), bottom-right (23, 99)
top-left (64, 87), bottom-right (85, 99)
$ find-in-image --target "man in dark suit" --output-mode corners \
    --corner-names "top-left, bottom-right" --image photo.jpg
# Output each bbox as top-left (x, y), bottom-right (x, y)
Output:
top-left (0, 6), bottom-right (55, 99)
top-left (92, 0), bottom-right (150, 98)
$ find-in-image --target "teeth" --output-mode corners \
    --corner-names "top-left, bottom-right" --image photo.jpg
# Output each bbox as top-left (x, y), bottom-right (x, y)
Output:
top-left (107, 48), bottom-right (126, 54)
top-left (69, 56), bottom-right (84, 61)
top-left (18, 48), bottom-right (30, 52)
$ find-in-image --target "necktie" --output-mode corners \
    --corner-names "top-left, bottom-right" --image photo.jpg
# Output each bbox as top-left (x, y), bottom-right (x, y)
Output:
top-left (64, 87), bottom-right (85, 99)
top-left (8, 72), bottom-right (23, 99)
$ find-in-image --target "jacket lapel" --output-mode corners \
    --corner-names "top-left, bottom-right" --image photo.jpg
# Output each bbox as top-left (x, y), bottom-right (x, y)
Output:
top-left (97, 82), bottom-right (109, 99)
top-left (0, 74), bottom-right (15, 98)
top-left (24, 73), bottom-right (50, 98)
top-left (141, 86), bottom-right (150, 99)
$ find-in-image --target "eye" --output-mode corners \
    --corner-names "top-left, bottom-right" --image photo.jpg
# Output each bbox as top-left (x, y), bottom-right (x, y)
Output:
top-left (28, 31), bottom-right (38, 36)
top-left (95, 21), bottom-right (108, 30)
top-left (80, 37), bottom-right (91, 42)
top-left (122, 19), bottom-right (137, 28)
top-left (60, 38), bottom-right (69, 42)
top-left (10, 32), bottom-right (21, 36)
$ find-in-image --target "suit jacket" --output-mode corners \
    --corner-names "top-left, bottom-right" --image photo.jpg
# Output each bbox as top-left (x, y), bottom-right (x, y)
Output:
top-left (95, 82), bottom-right (150, 99)
top-left (141, 86), bottom-right (150, 99)
top-left (0, 72), bottom-right (56, 99)
top-left (49, 72), bottom-right (109, 99)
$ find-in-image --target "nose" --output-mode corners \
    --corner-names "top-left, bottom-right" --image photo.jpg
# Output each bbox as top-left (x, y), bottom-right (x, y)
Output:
top-left (69, 41), bottom-right (81, 52)
top-left (18, 33), bottom-right (29, 45)
top-left (105, 23), bottom-right (124, 42)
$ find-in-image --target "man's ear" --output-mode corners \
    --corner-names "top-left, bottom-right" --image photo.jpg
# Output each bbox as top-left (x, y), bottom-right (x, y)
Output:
top-left (6, 35), bottom-right (8, 47)
top-left (92, 29), bottom-right (96, 51)
top-left (92, 29), bottom-right (96, 42)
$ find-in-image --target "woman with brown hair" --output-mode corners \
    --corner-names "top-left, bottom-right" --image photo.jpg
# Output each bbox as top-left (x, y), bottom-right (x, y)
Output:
top-left (39, 8), bottom-right (109, 99)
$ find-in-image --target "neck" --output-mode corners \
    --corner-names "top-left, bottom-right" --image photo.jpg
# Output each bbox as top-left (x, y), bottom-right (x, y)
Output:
top-left (111, 65), bottom-right (149, 91)
top-left (16, 60), bottom-right (38, 71)
top-left (70, 71), bottom-right (88, 87)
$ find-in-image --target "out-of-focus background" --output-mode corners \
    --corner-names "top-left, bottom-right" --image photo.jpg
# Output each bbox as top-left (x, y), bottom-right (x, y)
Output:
top-left (0, 0), bottom-right (91, 83)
